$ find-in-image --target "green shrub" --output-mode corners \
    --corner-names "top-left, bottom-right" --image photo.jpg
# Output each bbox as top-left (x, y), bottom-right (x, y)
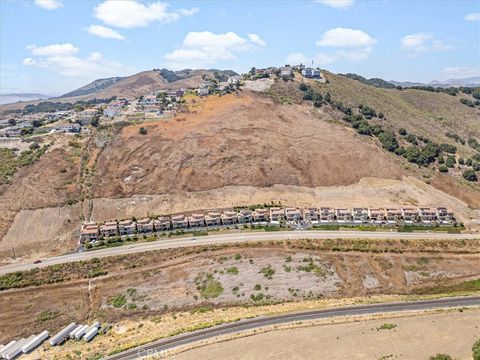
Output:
top-left (472, 338), bottom-right (480, 360)
top-left (463, 169), bottom-right (478, 182)
top-left (438, 165), bottom-right (448, 173)
top-left (108, 294), bottom-right (127, 308)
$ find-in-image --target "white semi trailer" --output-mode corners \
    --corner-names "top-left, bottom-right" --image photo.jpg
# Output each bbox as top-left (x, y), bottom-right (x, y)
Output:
top-left (22, 330), bottom-right (49, 354)
top-left (3, 337), bottom-right (27, 360)
top-left (74, 325), bottom-right (89, 340)
top-left (83, 327), bottom-right (99, 342)
top-left (69, 325), bottom-right (85, 339)
top-left (49, 322), bottom-right (76, 346)
top-left (0, 340), bottom-right (16, 359)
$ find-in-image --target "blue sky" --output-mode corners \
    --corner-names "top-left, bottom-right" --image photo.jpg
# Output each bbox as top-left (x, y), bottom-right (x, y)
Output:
top-left (1, 0), bottom-right (479, 95)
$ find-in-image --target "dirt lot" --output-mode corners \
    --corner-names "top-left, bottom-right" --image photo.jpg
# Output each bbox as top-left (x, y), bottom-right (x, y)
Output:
top-left (172, 310), bottom-right (480, 360)
top-left (1, 240), bottom-right (479, 346)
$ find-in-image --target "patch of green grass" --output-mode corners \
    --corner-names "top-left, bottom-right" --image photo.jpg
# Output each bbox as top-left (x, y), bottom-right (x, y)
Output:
top-left (296, 257), bottom-right (328, 277)
top-left (126, 288), bottom-right (137, 297)
top-left (127, 303), bottom-right (137, 310)
top-left (253, 284), bottom-right (262, 291)
top-left (195, 273), bottom-right (224, 299)
top-left (233, 253), bottom-right (242, 260)
top-left (259, 265), bottom-right (275, 279)
top-left (250, 292), bottom-right (265, 302)
top-left (0, 148), bottom-right (17, 184)
top-left (377, 323), bottom-right (397, 330)
top-left (37, 309), bottom-right (61, 322)
top-left (312, 224), bottom-right (340, 230)
top-left (413, 278), bottom-right (480, 295)
top-left (108, 294), bottom-right (127, 308)
top-left (226, 267), bottom-right (239, 275)
top-left (192, 230), bottom-right (209, 236)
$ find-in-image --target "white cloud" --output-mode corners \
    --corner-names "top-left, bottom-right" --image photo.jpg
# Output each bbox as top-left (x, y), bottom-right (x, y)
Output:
top-left (34, 0), bottom-right (63, 10)
top-left (22, 43), bottom-right (132, 79)
top-left (442, 67), bottom-right (480, 78)
top-left (296, 28), bottom-right (377, 65)
top-left (87, 25), bottom-right (125, 40)
top-left (164, 31), bottom-right (265, 69)
top-left (465, 12), bottom-right (480, 22)
top-left (285, 52), bottom-right (338, 66)
top-left (248, 34), bottom-right (266, 47)
top-left (94, 0), bottom-right (198, 28)
top-left (316, 28), bottom-right (377, 48)
top-left (314, 0), bottom-right (354, 9)
top-left (26, 43), bottom-right (79, 56)
top-left (401, 32), bottom-right (453, 53)
top-left (177, 7), bottom-right (199, 16)
top-left (22, 58), bottom-right (37, 66)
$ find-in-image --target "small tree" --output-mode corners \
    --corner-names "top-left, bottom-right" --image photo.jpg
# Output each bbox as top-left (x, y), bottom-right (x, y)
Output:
top-left (463, 169), bottom-right (478, 182)
top-left (299, 83), bottom-right (308, 91)
top-left (445, 156), bottom-right (456, 168)
top-left (438, 165), bottom-right (448, 173)
top-left (8, 118), bottom-right (16, 126)
top-left (398, 128), bottom-right (407, 136)
top-left (139, 127), bottom-right (147, 135)
top-left (428, 355), bottom-right (454, 360)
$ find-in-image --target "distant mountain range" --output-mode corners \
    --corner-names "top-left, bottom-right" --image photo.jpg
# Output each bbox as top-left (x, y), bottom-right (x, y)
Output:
top-left (390, 76), bottom-right (480, 88)
top-left (0, 93), bottom-right (50, 105)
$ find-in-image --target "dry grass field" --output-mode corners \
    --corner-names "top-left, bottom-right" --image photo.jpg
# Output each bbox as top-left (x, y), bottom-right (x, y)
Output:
top-left (172, 310), bottom-right (480, 360)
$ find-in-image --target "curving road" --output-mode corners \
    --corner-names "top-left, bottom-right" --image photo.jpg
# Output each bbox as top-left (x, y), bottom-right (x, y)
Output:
top-left (1, 230), bottom-right (479, 275)
top-left (104, 296), bottom-right (480, 360)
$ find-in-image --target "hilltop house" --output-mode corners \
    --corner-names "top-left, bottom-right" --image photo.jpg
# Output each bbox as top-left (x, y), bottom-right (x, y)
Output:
top-left (55, 123), bottom-right (81, 133)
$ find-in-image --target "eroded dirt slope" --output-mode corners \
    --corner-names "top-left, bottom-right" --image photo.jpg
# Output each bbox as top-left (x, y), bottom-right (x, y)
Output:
top-left (93, 93), bottom-right (402, 197)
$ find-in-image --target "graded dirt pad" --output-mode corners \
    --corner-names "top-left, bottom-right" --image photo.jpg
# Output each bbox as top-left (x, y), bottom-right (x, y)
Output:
top-left (1, 241), bottom-right (479, 344)
top-left (171, 310), bottom-right (480, 360)
top-left (89, 177), bottom-right (480, 225)
top-left (93, 92), bottom-right (402, 197)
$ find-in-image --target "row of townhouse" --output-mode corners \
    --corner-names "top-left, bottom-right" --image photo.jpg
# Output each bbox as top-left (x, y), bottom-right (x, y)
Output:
top-left (80, 206), bottom-right (455, 242)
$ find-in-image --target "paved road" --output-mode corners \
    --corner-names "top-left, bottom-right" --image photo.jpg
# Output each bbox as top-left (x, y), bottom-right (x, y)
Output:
top-left (1, 230), bottom-right (479, 275)
top-left (105, 296), bottom-right (480, 360)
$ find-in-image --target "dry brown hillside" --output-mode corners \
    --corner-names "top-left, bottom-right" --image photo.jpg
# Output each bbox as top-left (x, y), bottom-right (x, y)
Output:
top-left (93, 92), bottom-right (402, 197)
top-left (0, 69), bottom-right (225, 112)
